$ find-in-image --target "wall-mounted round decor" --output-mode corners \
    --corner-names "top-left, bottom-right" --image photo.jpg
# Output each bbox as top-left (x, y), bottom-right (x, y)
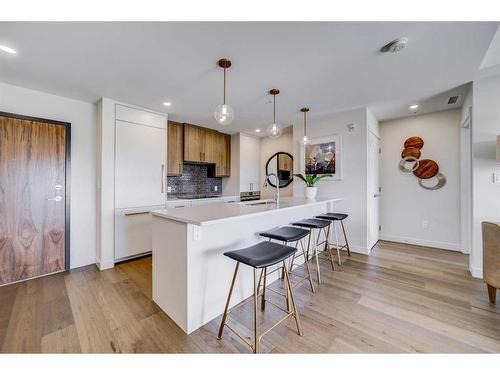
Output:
top-left (398, 137), bottom-right (446, 190)
top-left (413, 159), bottom-right (439, 179)
top-left (399, 156), bottom-right (420, 173)
top-left (404, 136), bottom-right (424, 149)
top-left (418, 172), bottom-right (447, 190)
top-left (401, 147), bottom-right (421, 159)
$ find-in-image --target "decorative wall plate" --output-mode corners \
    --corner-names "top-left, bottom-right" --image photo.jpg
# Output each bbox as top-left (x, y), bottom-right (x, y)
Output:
top-left (401, 147), bottom-right (421, 159)
top-left (413, 159), bottom-right (439, 179)
top-left (418, 173), bottom-right (447, 190)
top-left (399, 156), bottom-right (420, 173)
top-left (404, 136), bottom-right (424, 149)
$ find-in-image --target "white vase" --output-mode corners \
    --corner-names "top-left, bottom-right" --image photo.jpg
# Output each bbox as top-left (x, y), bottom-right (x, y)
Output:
top-left (304, 186), bottom-right (318, 199)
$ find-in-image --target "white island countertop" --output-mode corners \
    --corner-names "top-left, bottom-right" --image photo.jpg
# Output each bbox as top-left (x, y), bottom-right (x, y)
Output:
top-left (151, 196), bottom-right (342, 226)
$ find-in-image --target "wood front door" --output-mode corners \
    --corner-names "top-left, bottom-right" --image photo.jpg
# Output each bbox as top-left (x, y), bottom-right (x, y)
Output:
top-left (0, 112), bottom-right (70, 286)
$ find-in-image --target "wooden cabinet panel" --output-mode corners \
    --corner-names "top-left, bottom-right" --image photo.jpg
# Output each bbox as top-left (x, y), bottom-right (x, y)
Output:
top-left (204, 130), bottom-right (215, 163)
top-left (213, 132), bottom-right (230, 177)
top-left (167, 121), bottom-right (183, 175)
top-left (184, 123), bottom-right (205, 162)
top-left (182, 123), bottom-right (230, 176)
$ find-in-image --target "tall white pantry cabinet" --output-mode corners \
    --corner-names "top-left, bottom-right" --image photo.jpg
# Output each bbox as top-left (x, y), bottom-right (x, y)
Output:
top-left (114, 104), bottom-right (167, 261)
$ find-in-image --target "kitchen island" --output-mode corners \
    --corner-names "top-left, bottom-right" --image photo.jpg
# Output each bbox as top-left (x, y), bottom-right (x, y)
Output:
top-left (151, 196), bottom-right (341, 334)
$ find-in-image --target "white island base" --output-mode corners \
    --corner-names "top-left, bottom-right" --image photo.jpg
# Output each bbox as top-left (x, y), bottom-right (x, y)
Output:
top-left (151, 197), bottom-right (341, 334)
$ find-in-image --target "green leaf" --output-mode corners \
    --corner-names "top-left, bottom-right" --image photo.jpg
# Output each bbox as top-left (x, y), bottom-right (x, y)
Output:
top-left (294, 173), bottom-right (333, 186)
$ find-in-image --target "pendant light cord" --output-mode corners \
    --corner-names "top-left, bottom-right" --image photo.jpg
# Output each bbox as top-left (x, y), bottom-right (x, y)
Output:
top-left (273, 93), bottom-right (276, 124)
top-left (304, 110), bottom-right (307, 137)
top-left (223, 66), bottom-right (226, 105)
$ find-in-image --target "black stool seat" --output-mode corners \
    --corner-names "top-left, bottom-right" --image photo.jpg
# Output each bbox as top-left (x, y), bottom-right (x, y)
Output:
top-left (292, 218), bottom-right (330, 229)
top-left (224, 241), bottom-right (297, 268)
top-left (316, 213), bottom-right (348, 221)
top-left (259, 226), bottom-right (309, 242)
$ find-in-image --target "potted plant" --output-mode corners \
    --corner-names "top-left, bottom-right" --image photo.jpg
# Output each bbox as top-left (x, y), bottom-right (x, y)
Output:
top-left (294, 173), bottom-right (333, 199)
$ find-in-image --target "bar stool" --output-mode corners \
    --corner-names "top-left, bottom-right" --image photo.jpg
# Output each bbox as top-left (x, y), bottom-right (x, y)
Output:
top-left (217, 241), bottom-right (302, 353)
top-left (315, 213), bottom-right (351, 265)
top-left (259, 226), bottom-right (315, 302)
top-left (291, 218), bottom-right (335, 284)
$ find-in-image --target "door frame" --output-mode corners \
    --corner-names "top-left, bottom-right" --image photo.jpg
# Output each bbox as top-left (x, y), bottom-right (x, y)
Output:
top-left (367, 130), bottom-right (380, 250)
top-left (0, 111), bottom-right (71, 270)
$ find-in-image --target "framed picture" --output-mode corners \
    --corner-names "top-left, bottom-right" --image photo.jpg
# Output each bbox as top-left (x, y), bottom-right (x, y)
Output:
top-left (302, 135), bottom-right (342, 180)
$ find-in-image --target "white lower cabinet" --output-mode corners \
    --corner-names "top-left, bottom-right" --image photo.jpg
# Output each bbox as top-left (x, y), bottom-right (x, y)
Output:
top-left (115, 206), bottom-right (164, 261)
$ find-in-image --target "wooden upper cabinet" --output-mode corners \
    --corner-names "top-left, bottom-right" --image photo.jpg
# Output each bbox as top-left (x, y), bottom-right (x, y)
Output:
top-left (182, 123), bottom-right (230, 176)
top-left (215, 132), bottom-right (231, 177)
top-left (167, 121), bottom-right (184, 176)
top-left (204, 129), bottom-right (215, 163)
top-left (184, 123), bottom-right (205, 162)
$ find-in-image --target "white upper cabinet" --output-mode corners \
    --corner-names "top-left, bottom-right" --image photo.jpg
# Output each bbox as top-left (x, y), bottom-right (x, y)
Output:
top-left (115, 119), bottom-right (167, 209)
top-left (116, 104), bottom-right (166, 129)
top-left (239, 134), bottom-right (261, 192)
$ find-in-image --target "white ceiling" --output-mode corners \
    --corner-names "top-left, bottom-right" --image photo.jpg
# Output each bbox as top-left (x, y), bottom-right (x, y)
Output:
top-left (0, 22), bottom-right (497, 133)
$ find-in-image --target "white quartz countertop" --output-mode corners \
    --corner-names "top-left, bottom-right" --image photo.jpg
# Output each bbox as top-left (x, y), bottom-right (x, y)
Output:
top-left (151, 196), bottom-right (342, 226)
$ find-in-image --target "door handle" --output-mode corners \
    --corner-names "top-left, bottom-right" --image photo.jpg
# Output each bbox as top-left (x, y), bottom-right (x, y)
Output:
top-left (47, 196), bottom-right (63, 202)
top-left (373, 194), bottom-right (380, 198)
top-left (161, 164), bottom-right (165, 193)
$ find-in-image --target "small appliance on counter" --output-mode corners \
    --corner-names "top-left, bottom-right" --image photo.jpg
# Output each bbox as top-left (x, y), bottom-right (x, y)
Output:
top-left (240, 191), bottom-right (261, 202)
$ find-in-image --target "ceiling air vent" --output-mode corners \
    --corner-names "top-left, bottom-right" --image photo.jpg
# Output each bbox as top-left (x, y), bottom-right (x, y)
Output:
top-left (447, 95), bottom-right (460, 105)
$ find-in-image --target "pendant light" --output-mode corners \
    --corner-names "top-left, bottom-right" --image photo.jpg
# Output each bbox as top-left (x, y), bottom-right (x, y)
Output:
top-left (214, 58), bottom-right (234, 126)
top-left (301, 107), bottom-right (309, 144)
top-left (266, 89), bottom-right (283, 138)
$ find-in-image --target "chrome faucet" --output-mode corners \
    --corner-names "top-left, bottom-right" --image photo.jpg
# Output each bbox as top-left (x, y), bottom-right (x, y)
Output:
top-left (264, 173), bottom-right (280, 205)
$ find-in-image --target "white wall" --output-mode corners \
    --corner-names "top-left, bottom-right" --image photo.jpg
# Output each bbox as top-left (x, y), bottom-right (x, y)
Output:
top-left (470, 74), bottom-right (500, 278)
top-left (293, 107), bottom-right (370, 254)
top-left (0, 82), bottom-right (97, 269)
top-left (460, 87), bottom-right (473, 254)
top-left (261, 127), bottom-right (294, 199)
top-left (379, 109), bottom-right (461, 251)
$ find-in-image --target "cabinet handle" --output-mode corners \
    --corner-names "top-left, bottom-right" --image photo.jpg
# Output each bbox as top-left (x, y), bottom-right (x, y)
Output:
top-left (125, 211), bottom-right (150, 216)
top-left (161, 164), bottom-right (165, 193)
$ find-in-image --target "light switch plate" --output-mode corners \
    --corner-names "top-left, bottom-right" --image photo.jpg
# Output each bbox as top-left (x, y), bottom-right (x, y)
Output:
top-left (493, 172), bottom-right (500, 184)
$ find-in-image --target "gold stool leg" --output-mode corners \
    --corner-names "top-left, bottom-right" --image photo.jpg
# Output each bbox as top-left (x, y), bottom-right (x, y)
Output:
top-left (324, 224), bottom-right (336, 270)
top-left (283, 261), bottom-right (303, 336)
top-left (261, 267), bottom-right (267, 312)
top-left (333, 220), bottom-right (342, 266)
top-left (218, 262), bottom-right (240, 339)
top-left (341, 220), bottom-right (351, 256)
top-left (313, 229), bottom-right (321, 284)
top-left (300, 238), bottom-right (315, 293)
top-left (253, 267), bottom-right (260, 353)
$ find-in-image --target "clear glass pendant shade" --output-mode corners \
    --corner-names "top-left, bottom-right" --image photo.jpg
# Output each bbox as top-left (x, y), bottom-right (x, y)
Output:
top-left (214, 104), bottom-right (234, 126)
top-left (266, 122), bottom-right (283, 139)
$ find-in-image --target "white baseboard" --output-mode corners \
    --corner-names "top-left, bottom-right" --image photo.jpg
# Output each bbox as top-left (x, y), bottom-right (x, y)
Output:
top-left (379, 234), bottom-right (461, 252)
top-left (96, 259), bottom-right (115, 270)
top-left (349, 245), bottom-right (370, 255)
top-left (470, 265), bottom-right (483, 279)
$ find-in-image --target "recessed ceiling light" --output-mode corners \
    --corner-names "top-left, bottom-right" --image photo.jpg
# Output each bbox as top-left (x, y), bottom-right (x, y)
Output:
top-left (409, 104), bottom-right (419, 110)
top-left (0, 45), bottom-right (17, 55)
top-left (163, 102), bottom-right (171, 107)
top-left (255, 129), bottom-right (261, 133)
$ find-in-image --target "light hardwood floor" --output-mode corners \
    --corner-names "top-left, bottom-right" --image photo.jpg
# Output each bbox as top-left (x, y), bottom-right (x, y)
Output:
top-left (1, 241), bottom-right (499, 353)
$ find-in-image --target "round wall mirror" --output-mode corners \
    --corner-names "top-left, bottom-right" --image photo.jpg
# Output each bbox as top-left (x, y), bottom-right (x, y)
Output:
top-left (265, 152), bottom-right (294, 188)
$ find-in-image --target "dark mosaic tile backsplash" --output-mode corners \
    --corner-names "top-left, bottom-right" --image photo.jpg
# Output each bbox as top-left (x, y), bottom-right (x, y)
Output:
top-left (167, 163), bottom-right (222, 198)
